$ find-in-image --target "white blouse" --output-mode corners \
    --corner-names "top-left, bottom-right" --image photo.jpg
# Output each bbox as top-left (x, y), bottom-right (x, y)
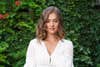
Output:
top-left (24, 38), bottom-right (74, 67)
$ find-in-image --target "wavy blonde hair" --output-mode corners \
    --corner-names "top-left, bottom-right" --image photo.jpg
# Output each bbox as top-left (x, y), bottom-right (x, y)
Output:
top-left (36, 6), bottom-right (65, 41)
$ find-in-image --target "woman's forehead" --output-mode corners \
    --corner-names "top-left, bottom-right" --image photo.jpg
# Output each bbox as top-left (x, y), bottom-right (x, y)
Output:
top-left (48, 13), bottom-right (58, 20)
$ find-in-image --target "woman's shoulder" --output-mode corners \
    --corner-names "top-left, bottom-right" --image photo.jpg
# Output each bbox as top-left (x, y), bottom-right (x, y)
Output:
top-left (30, 38), bottom-right (38, 42)
top-left (62, 39), bottom-right (73, 44)
top-left (29, 38), bottom-right (39, 45)
top-left (61, 39), bottom-right (73, 48)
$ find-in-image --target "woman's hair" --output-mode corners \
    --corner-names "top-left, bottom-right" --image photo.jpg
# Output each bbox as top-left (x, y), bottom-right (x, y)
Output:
top-left (36, 6), bottom-right (65, 41)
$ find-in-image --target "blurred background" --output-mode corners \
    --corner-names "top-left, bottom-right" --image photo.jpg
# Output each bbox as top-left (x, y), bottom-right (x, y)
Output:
top-left (0, 0), bottom-right (100, 67)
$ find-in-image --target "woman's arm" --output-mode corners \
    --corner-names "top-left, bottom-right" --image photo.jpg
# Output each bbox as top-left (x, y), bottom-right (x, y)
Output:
top-left (24, 40), bottom-right (36, 67)
top-left (64, 40), bottom-right (74, 67)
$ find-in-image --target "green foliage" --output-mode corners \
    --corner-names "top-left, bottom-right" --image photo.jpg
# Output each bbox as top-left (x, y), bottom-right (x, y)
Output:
top-left (0, 42), bottom-right (9, 65)
top-left (0, 0), bottom-right (100, 67)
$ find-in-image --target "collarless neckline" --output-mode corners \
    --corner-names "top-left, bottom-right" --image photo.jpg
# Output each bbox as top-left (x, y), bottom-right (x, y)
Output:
top-left (41, 40), bottom-right (61, 57)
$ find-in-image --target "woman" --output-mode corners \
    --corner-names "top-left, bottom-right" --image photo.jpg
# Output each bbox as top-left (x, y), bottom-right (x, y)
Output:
top-left (24, 6), bottom-right (74, 67)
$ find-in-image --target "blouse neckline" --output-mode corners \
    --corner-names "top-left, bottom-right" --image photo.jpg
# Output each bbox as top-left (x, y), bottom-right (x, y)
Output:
top-left (41, 40), bottom-right (61, 57)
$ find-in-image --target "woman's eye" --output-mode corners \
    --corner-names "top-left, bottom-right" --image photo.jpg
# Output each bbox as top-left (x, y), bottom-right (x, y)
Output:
top-left (54, 20), bottom-right (58, 23)
top-left (46, 20), bottom-right (49, 23)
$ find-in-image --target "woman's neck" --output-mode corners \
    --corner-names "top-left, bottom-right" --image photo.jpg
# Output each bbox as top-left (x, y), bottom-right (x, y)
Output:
top-left (45, 34), bottom-right (59, 42)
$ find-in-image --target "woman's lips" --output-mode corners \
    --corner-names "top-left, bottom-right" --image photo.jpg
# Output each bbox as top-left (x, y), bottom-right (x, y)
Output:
top-left (49, 28), bottom-right (55, 30)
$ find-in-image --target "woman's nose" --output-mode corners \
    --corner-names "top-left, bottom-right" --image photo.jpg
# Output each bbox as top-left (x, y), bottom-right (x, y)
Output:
top-left (50, 21), bottom-right (54, 26)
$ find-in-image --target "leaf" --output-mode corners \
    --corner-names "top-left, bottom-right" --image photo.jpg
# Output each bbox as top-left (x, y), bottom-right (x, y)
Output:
top-left (0, 42), bottom-right (9, 53)
top-left (16, 21), bottom-right (32, 29)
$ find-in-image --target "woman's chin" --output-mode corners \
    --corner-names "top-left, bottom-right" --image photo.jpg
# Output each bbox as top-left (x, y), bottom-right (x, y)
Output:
top-left (48, 31), bottom-right (57, 35)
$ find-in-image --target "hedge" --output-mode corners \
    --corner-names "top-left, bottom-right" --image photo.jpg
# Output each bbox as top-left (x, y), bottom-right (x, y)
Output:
top-left (0, 0), bottom-right (100, 67)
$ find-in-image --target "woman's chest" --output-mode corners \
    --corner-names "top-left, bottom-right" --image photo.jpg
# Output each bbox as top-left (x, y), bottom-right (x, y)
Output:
top-left (34, 45), bottom-right (67, 66)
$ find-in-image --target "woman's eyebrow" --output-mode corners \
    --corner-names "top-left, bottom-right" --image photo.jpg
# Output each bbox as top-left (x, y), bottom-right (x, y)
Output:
top-left (48, 18), bottom-right (58, 20)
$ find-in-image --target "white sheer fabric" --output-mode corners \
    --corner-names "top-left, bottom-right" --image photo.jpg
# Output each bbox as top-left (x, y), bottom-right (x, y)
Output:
top-left (24, 38), bottom-right (74, 67)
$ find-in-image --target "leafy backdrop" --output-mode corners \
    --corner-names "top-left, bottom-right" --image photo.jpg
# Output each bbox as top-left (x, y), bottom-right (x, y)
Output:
top-left (0, 0), bottom-right (100, 67)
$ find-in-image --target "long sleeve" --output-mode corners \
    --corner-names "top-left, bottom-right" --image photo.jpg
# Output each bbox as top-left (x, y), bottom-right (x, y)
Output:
top-left (64, 40), bottom-right (74, 67)
top-left (24, 40), bottom-right (36, 67)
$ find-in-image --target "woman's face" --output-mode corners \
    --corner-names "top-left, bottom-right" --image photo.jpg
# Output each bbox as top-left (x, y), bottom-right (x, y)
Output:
top-left (45, 13), bottom-right (59, 35)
